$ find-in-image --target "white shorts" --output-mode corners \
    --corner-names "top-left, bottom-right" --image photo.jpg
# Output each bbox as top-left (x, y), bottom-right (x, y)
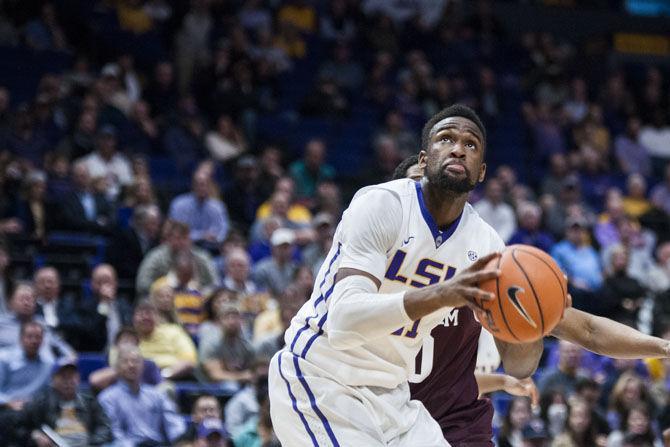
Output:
top-left (269, 349), bottom-right (450, 446)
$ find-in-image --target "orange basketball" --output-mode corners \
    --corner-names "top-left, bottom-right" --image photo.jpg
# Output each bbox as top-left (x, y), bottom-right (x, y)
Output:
top-left (477, 244), bottom-right (568, 344)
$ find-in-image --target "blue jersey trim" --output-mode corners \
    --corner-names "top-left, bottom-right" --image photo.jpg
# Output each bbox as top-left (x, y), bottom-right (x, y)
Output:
top-left (414, 181), bottom-right (463, 248)
top-left (278, 351), bottom-right (319, 446)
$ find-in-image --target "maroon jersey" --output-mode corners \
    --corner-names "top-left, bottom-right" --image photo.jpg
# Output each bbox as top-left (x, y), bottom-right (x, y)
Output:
top-left (409, 307), bottom-right (494, 447)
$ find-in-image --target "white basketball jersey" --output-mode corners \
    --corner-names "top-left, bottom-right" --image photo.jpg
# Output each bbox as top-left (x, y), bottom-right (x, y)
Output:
top-left (285, 179), bottom-right (504, 389)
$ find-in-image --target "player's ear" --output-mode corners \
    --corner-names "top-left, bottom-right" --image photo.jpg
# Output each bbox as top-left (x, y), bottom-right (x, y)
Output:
top-left (478, 162), bottom-right (487, 183)
top-left (418, 150), bottom-right (427, 169)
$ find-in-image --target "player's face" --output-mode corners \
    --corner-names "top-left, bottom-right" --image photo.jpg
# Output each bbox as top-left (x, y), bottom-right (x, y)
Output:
top-left (419, 116), bottom-right (486, 194)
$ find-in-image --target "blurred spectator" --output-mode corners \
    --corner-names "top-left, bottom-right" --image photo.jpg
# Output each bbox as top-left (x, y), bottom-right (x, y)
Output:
top-left (508, 201), bottom-right (555, 253)
top-left (198, 288), bottom-right (240, 349)
top-left (551, 216), bottom-right (603, 293)
top-left (543, 175), bottom-right (592, 238)
top-left (152, 250), bottom-right (207, 336)
top-left (136, 220), bottom-right (219, 298)
top-left (623, 175), bottom-right (652, 219)
top-left (176, 394), bottom-right (224, 445)
top-left (254, 284), bottom-right (306, 356)
top-left (0, 242), bottom-right (9, 313)
top-left (302, 212), bottom-right (335, 277)
top-left (143, 61), bottom-right (179, 119)
top-left (378, 110), bottom-right (419, 157)
top-left (239, 0), bottom-right (271, 34)
top-left (231, 398), bottom-right (278, 447)
top-left (223, 248), bottom-right (257, 297)
top-left (169, 169), bottom-right (230, 249)
top-left (24, 3), bottom-right (67, 51)
top-left (254, 177), bottom-right (312, 228)
top-left (0, 321), bottom-right (53, 412)
top-left (523, 102), bottom-right (567, 166)
top-left (175, 0), bottom-right (213, 94)
top-left (277, 0), bottom-right (317, 34)
top-left (363, 135), bottom-right (403, 185)
top-left (224, 357), bottom-right (269, 438)
top-left (98, 344), bottom-right (186, 445)
top-left (108, 204), bottom-right (161, 281)
top-left (133, 300), bottom-right (196, 380)
top-left (0, 283), bottom-right (74, 361)
top-left (96, 64), bottom-right (133, 122)
top-left (224, 156), bottom-right (264, 231)
top-left (639, 110), bottom-right (670, 177)
top-left (474, 178), bottom-right (517, 243)
top-left (150, 282), bottom-right (177, 325)
top-left (33, 267), bottom-right (64, 330)
top-left (300, 74), bottom-right (350, 118)
top-left (574, 378), bottom-right (610, 439)
top-left (6, 103), bottom-right (49, 167)
top-left (249, 26), bottom-right (291, 75)
top-left (116, 0), bottom-right (153, 34)
top-left (252, 229), bottom-right (298, 296)
top-left (648, 242), bottom-right (670, 295)
top-left (12, 170), bottom-right (48, 240)
top-left (595, 189), bottom-right (627, 249)
top-left (205, 114), bottom-right (247, 162)
top-left (60, 264), bottom-right (132, 352)
top-left (563, 78), bottom-right (589, 125)
top-left (44, 152), bottom-right (73, 199)
top-left (248, 216), bottom-right (282, 264)
top-left (539, 341), bottom-right (585, 396)
top-left (574, 106), bottom-right (611, 160)
top-left (522, 420), bottom-right (550, 447)
top-left (551, 398), bottom-right (605, 447)
top-left (196, 418), bottom-right (230, 447)
top-left (79, 124), bottom-right (133, 201)
top-left (498, 397), bottom-right (532, 447)
top-left (318, 42), bottom-right (364, 93)
top-left (320, 0), bottom-right (356, 42)
top-left (18, 359), bottom-right (114, 447)
top-left (650, 164), bottom-right (670, 216)
top-left (607, 403), bottom-right (660, 447)
top-left (607, 372), bottom-right (655, 432)
top-left (89, 327), bottom-right (162, 392)
top-left (289, 139), bottom-right (335, 201)
top-left (615, 116), bottom-right (652, 178)
top-left (601, 244), bottom-right (647, 325)
top-left (57, 161), bottom-right (114, 234)
top-left (198, 304), bottom-right (254, 391)
top-left (126, 101), bottom-right (159, 154)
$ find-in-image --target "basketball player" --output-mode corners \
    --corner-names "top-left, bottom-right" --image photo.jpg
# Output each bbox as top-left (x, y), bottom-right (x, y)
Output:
top-left (393, 156), bottom-right (670, 446)
top-left (268, 104), bottom-right (554, 446)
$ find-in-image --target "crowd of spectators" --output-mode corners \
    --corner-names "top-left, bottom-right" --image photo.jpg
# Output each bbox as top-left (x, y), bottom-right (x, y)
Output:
top-left (0, 0), bottom-right (667, 446)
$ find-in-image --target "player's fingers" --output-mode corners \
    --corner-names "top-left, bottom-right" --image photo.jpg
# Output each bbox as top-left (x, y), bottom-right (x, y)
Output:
top-left (466, 252), bottom-right (501, 271)
top-left (463, 286), bottom-right (495, 303)
top-left (467, 269), bottom-right (501, 284)
top-left (566, 293), bottom-right (573, 308)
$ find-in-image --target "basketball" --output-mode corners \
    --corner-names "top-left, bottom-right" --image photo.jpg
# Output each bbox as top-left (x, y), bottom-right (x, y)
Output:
top-left (477, 244), bottom-right (568, 344)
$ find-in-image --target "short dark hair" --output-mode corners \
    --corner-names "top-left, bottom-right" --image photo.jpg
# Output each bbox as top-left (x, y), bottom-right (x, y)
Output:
top-left (420, 104), bottom-right (486, 153)
top-left (392, 155), bottom-right (420, 180)
top-left (114, 326), bottom-right (139, 345)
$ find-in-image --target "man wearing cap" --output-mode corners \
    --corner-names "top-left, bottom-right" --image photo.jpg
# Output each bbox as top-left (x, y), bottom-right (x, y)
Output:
top-left (175, 394), bottom-right (224, 445)
top-left (80, 124), bottom-right (134, 201)
top-left (18, 359), bottom-right (113, 447)
top-left (196, 418), bottom-right (230, 447)
top-left (251, 228), bottom-right (298, 297)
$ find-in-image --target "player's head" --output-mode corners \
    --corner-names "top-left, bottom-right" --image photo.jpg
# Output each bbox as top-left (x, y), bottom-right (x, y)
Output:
top-left (392, 155), bottom-right (422, 181)
top-left (419, 104), bottom-right (487, 194)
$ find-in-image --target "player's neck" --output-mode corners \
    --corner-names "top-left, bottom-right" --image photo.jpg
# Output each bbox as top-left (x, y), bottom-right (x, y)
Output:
top-left (421, 181), bottom-right (468, 228)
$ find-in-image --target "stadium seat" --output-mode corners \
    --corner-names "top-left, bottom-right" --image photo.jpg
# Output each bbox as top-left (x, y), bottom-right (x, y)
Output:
top-left (77, 353), bottom-right (108, 384)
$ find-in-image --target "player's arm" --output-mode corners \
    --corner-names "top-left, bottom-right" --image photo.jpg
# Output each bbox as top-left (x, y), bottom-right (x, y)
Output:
top-left (475, 373), bottom-right (539, 405)
top-left (494, 338), bottom-right (544, 379)
top-left (327, 189), bottom-right (500, 350)
top-left (551, 307), bottom-right (670, 358)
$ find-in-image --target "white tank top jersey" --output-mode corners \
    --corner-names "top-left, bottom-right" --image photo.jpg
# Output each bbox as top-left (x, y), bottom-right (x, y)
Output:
top-left (284, 179), bottom-right (505, 389)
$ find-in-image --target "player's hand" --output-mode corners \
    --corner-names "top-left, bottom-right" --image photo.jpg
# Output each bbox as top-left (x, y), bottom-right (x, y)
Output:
top-left (438, 252), bottom-right (501, 310)
top-left (503, 376), bottom-right (539, 408)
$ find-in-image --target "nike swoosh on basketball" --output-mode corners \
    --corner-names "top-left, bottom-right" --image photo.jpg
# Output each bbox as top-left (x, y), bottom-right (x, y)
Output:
top-left (507, 286), bottom-right (537, 329)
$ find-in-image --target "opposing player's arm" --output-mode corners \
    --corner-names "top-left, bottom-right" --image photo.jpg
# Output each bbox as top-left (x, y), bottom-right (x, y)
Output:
top-left (551, 307), bottom-right (670, 358)
top-left (494, 338), bottom-right (544, 379)
top-left (327, 189), bottom-right (501, 350)
top-left (475, 373), bottom-right (538, 405)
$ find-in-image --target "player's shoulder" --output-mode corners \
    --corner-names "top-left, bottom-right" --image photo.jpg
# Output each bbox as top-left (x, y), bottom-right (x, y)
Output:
top-left (351, 178), bottom-right (416, 203)
top-left (462, 202), bottom-right (506, 250)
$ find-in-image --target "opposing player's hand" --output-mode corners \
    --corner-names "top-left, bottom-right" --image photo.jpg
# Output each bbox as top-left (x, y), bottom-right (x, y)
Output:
top-left (438, 252), bottom-right (501, 310)
top-left (503, 376), bottom-right (539, 407)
